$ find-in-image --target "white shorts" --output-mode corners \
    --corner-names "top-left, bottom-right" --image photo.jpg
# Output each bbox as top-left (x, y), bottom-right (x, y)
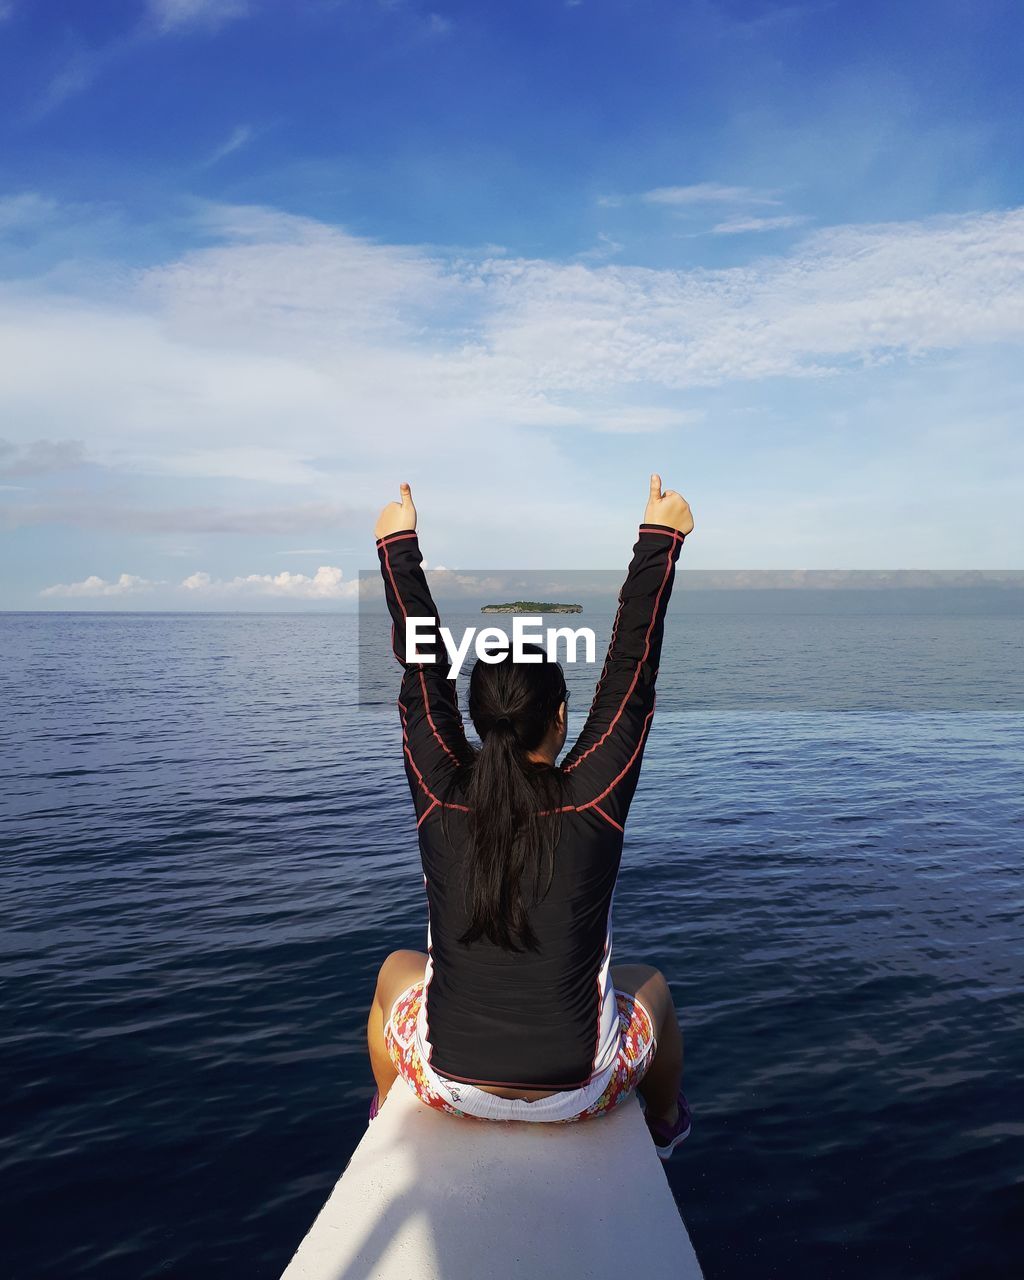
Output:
top-left (383, 979), bottom-right (658, 1124)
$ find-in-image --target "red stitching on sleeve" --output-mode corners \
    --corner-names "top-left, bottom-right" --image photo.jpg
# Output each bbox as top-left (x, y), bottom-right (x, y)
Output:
top-left (564, 546), bottom-right (673, 775)
top-left (576, 706), bottom-right (655, 810)
top-left (592, 804), bottom-right (624, 832)
top-left (377, 530), bottom-right (419, 546)
top-left (639, 524), bottom-right (686, 543)
top-left (418, 668), bottom-right (461, 765)
top-left (385, 541), bottom-right (462, 767)
top-left (399, 701), bottom-right (471, 813)
top-left (417, 798), bottom-right (439, 827)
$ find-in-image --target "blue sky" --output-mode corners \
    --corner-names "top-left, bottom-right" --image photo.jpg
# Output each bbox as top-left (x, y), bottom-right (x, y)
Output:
top-left (1, 0), bottom-right (1022, 609)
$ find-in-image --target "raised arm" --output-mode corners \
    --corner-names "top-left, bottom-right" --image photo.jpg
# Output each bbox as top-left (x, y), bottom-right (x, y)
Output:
top-left (560, 474), bottom-right (693, 829)
top-left (375, 483), bottom-right (472, 817)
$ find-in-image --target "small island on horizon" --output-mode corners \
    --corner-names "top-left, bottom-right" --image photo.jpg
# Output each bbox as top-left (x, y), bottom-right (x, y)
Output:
top-left (480, 601), bottom-right (583, 614)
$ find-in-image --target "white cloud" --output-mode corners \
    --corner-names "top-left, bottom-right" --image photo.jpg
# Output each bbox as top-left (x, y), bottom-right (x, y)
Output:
top-left (146, 0), bottom-right (249, 35)
top-left (181, 565), bottom-right (357, 598)
top-left (41, 564), bottom-right (357, 600)
top-left (712, 214), bottom-right (811, 235)
top-left (640, 183), bottom-right (783, 207)
top-left (40, 572), bottom-right (160, 597)
top-left (16, 199), bottom-right (1013, 409)
top-left (4, 202), bottom-right (1024, 422)
top-left (203, 123), bottom-right (254, 168)
top-left (462, 208), bottom-right (1024, 391)
top-left (4, 198), bottom-right (1024, 563)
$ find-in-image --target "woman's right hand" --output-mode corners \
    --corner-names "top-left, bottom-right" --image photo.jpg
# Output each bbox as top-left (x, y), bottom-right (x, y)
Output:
top-left (374, 481), bottom-right (417, 540)
top-left (644, 473), bottom-right (694, 536)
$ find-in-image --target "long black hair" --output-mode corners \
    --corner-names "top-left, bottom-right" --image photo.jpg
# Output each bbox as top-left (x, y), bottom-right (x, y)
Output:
top-left (441, 643), bottom-right (570, 953)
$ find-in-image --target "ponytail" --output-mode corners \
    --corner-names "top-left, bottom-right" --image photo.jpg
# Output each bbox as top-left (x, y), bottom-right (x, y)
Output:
top-left (442, 646), bottom-right (569, 953)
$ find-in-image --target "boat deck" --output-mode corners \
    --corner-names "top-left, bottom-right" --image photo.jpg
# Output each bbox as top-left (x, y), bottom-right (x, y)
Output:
top-left (282, 1080), bottom-right (704, 1279)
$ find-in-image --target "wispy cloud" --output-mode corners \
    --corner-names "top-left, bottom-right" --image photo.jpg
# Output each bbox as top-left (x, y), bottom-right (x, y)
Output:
top-left (574, 231), bottom-right (624, 262)
top-left (41, 563), bottom-right (356, 600)
top-left (145, 0), bottom-right (250, 36)
top-left (711, 214), bottom-right (811, 235)
top-left (599, 181), bottom-right (783, 208)
top-left (28, 0), bottom-right (251, 118)
top-left (202, 123), bottom-right (254, 168)
top-left (32, 45), bottom-right (116, 119)
top-left (640, 182), bottom-right (783, 207)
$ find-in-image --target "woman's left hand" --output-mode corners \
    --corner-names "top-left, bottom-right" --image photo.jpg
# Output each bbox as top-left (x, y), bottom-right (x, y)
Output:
top-left (374, 482), bottom-right (417, 540)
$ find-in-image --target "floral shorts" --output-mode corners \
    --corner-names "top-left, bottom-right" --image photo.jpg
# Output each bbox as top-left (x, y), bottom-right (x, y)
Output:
top-left (383, 980), bottom-right (657, 1124)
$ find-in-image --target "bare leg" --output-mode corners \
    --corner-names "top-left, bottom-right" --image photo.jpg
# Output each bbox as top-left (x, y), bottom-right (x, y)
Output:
top-left (610, 962), bottom-right (684, 1126)
top-left (367, 949), bottom-right (428, 1104)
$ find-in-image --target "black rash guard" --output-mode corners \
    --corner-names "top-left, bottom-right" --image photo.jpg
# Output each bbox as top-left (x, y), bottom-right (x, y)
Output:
top-left (376, 522), bottom-right (686, 1091)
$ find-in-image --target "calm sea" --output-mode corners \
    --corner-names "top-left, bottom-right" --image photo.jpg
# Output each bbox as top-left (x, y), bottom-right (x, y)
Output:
top-left (2, 599), bottom-right (1023, 1279)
